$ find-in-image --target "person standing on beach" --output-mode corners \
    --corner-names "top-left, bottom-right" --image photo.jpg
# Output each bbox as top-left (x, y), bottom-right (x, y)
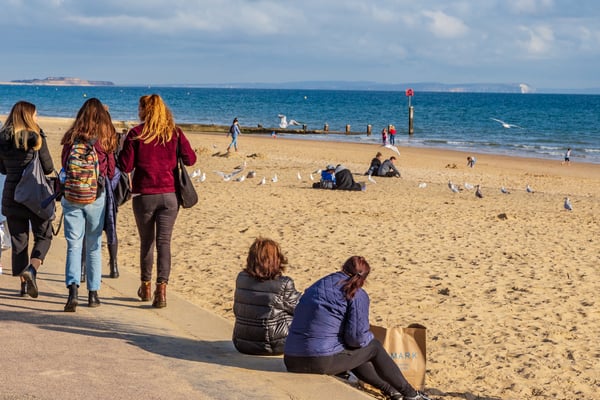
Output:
top-left (227, 117), bottom-right (240, 152)
top-left (233, 237), bottom-right (301, 355)
top-left (562, 148), bottom-right (571, 165)
top-left (118, 94), bottom-right (196, 308)
top-left (0, 101), bottom-right (54, 298)
top-left (60, 98), bottom-right (117, 312)
top-left (388, 125), bottom-right (397, 145)
top-left (381, 127), bottom-right (388, 145)
top-left (467, 156), bottom-right (476, 168)
top-left (284, 256), bottom-right (430, 400)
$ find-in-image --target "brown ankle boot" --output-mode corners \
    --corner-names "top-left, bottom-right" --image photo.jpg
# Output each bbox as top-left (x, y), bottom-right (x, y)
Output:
top-left (152, 282), bottom-right (167, 308)
top-left (137, 281), bottom-right (151, 301)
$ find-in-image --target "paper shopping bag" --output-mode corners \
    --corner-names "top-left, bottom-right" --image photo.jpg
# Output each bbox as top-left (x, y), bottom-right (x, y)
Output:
top-left (370, 324), bottom-right (426, 391)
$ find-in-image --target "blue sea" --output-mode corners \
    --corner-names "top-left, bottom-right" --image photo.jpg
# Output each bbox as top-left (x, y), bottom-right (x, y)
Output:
top-left (1, 85), bottom-right (599, 164)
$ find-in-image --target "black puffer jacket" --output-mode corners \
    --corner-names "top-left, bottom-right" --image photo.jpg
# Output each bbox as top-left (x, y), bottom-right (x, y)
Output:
top-left (233, 271), bottom-right (301, 355)
top-left (0, 129), bottom-right (54, 218)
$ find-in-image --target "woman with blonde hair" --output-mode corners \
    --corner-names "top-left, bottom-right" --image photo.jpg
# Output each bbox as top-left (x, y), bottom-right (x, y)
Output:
top-left (0, 101), bottom-right (54, 298)
top-left (118, 94), bottom-right (196, 308)
top-left (233, 237), bottom-right (301, 355)
top-left (60, 98), bottom-right (117, 312)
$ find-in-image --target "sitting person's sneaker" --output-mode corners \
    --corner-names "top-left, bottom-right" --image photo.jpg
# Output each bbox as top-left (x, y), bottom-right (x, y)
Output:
top-left (404, 392), bottom-right (432, 400)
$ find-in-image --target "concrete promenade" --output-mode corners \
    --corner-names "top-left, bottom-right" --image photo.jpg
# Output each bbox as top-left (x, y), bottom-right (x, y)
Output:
top-left (0, 238), bottom-right (371, 400)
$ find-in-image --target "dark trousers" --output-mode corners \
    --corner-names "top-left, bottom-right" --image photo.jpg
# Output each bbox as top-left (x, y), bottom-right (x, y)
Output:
top-left (284, 339), bottom-right (417, 397)
top-left (132, 193), bottom-right (178, 283)
top-left (6, 213), bottom-right (53, 276)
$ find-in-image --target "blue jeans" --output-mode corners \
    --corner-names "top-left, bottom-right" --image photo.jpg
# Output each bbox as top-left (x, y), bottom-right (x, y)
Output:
top-left (228, 134), bottom-right (238, 151)
top-left (62, 191), bottom-right (106, 291)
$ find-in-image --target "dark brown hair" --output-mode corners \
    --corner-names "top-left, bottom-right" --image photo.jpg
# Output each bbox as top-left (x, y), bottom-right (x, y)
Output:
top-left (61, 98), bottom-right (117, 153)
top-left (340, 256), bottom-right (371, 300)
top-left (245, 237), bottom-right (288, 281)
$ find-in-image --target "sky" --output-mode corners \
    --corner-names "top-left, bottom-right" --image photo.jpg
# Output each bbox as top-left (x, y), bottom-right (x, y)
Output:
top-left (2, 0), bottom-right (600, 90)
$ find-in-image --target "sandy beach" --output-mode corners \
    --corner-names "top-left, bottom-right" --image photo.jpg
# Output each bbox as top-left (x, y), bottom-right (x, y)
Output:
top-left (11, 116), bottom-right (600, 399)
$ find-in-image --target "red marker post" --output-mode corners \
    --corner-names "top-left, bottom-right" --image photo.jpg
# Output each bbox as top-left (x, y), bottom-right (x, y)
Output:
top-left (406, 88), bottom-right (414, 135)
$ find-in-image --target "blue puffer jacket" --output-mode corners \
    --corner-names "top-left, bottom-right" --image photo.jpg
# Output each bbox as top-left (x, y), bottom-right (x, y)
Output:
top-left (284, 271), bottom-right (374, 357)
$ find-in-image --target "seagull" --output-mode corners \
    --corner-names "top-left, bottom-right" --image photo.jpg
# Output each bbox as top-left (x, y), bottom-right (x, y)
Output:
top-left (214, 168), bottom-right (245, 181)
top-left (418, 182), bottom-right (427, 188)
top-left (309, 173), bottom-right (314, 181)
top-left (448, 181), bottom-right (460, 193)
top-left (564, 197), bottom-right (573, 211)
top-left (258, 177), bottom-right (266, 185)
top-left (500, 186), bottom-right (510, 194)
top-left (246, 170), bottom-right (256, 179)
top-left (198, 172), bottom-right (206, 182)
top-left (191, 169), bottom-right (202, 178)
top-left (235, 175), bottom-right (245, 182)
top-left (271, 174), bottom-right (278, 183)
top-left (278, 114), bottom-right (302, 129)
top-left (475, 185), bottom-right (483, 198)
top-left (297, 172), bottom-right (302, 180)
top-left (526, 184), bottom-right (534, 193)
top-left (464, 182), bottom-right (474, 190)
top-left (384, 144), bottom-right (401, 156)
top-left (313, 169), bottom-right (322, 174)
top-left (490, 118), bottom-right (522, 129)
top-left (368, 174), bottom-right (377, 184)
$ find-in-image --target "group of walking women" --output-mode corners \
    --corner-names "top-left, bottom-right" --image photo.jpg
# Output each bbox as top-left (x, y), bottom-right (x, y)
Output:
top-left (0, 94), bottom-right (196, 312)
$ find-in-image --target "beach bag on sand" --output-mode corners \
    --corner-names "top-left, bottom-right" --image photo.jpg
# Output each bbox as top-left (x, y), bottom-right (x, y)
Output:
top-left (369, 324), bottom-right (426, 391)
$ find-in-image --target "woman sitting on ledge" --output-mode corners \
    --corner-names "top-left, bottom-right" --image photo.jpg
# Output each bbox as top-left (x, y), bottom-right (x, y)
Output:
top-left (283, 256), bottom-right (430, 400)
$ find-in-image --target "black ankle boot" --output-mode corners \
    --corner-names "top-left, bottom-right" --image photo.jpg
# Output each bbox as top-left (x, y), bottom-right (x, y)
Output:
top-left (20, 265), bottom-right (38, 298)
top-left (108, 244), bottom-right (119, 278)
top-left (64, 284), bottom-right (78, 312)
top-left (88, 291), bottom-right (100, 307)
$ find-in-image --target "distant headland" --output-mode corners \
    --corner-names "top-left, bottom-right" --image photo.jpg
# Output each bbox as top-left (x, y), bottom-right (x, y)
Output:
top-left (2, 77), bottom-right (114, 86)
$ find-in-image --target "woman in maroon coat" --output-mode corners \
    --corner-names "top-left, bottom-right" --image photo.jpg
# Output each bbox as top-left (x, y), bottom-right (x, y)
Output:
top-left (118, 94), bottom-right (196, 308)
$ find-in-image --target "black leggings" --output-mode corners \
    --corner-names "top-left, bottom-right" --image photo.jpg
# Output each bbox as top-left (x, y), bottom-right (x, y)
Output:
top-left (284, 339), bottom-right (417, 397)
top-left (132, 193), bottom-right (178, 283)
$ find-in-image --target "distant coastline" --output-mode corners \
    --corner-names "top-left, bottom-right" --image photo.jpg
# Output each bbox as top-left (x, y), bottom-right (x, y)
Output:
top-left (0, 77), bottom-right (114, 86)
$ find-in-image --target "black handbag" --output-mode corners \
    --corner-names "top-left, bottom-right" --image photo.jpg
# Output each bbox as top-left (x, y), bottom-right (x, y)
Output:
top-left (14, 151), bottom-right (56, 220)
top-left (174, 133), bottom-right (198, 208)
top-left (113, 168), bottom-right (132, 207)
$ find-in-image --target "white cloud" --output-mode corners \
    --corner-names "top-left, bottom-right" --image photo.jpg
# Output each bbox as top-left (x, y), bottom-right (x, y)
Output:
top-left (518, 25), bottom-right (555, 56)
top-left (422, 10), bottom-right (469, 38)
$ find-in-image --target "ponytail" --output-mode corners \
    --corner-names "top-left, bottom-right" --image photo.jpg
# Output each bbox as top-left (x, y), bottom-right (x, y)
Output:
top-left (340, 256), bottom-right (370, 300)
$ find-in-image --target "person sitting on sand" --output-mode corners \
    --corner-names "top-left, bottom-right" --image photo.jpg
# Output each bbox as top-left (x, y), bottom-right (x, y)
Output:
top-left (233, 237), bottom-right (301, 355)
top-left (377, 156), bottom-right (401, 177)
top-left (284, 256), bottom-right (430, 400)
top-left (313, 164), bottom-right (336, 189)
top-left (334, 164), bottom-right (365, 191)
top-left (365, 152), bottom-right (382, 176)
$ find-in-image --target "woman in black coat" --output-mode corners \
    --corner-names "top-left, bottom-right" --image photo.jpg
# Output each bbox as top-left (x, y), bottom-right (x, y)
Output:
top-left (233, 237), bottom-right (301, 355)
top-left (0, 101), bottom-right (54, 298)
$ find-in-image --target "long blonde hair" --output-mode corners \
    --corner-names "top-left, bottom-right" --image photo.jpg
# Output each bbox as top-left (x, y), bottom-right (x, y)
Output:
top-left (1, 101), bottom-right (42, 151)
top-left (60, 98), bottom-right (118, 153)
top-left (137, 94), bottom-right (176, 145)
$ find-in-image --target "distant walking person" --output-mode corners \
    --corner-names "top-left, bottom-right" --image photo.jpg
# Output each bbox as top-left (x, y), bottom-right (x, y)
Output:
top-left (467, 156), bottom-right (476, 168)
top-left (119, 94), bottom-right (197, 308)
top-left (61, 98), bottom-right (117, 312)
top-left (381, 127), bottom-right (388, 146)
top-left (0, 101), bottom-right (54, 298)
top-left (562, 148), bottom-right (571, 165)
top-left (227, 117), bottom-right (241, 152)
